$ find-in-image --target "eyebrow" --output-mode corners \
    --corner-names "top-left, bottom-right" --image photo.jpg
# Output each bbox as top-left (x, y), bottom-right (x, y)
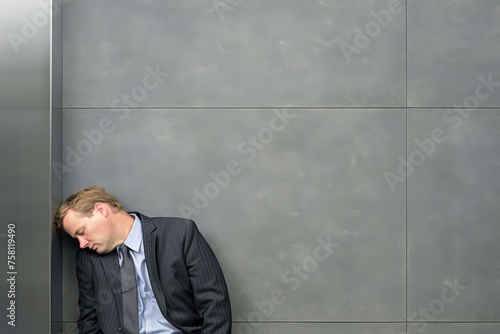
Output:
top-left (65, 223), bottom-right (81, 239)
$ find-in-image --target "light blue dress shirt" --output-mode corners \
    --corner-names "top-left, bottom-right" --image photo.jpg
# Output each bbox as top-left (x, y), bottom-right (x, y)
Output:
top-left (117, 214), bottom-right (183, 334)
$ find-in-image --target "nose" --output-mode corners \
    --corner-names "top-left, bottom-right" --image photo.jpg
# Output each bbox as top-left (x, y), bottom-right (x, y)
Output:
top-left (78, 236), bottom-right (89, 249)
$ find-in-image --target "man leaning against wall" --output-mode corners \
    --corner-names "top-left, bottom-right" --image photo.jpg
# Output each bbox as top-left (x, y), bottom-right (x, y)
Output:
top-left (53, 186), bottom-right (232, 334)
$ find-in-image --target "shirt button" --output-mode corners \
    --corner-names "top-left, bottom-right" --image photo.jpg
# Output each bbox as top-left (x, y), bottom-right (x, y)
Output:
top-left (142, 294), bottom-right (147, 299)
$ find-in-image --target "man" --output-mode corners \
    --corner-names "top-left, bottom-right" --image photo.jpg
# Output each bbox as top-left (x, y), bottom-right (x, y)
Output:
top-left (53, 186), bottom-right (232, 334)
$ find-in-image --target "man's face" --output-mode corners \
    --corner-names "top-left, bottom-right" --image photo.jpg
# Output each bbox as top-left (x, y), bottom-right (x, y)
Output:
top-left (63, 205), bottom-right (120, 254)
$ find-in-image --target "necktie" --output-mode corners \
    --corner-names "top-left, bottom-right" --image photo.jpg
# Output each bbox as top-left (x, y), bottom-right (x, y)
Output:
top-left (120, 245), bottom-right (139, 334)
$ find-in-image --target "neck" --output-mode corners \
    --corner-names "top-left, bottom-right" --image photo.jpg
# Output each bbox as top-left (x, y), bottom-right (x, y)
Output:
top-left (115, 211), bottom-right (135, 245)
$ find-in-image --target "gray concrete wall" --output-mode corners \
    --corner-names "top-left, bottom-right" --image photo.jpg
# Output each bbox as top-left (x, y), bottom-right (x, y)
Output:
top-left (59, 0), bottom-right (500, 333)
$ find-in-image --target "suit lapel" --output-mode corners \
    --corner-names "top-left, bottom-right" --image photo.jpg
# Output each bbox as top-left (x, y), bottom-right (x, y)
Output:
top-left (139, 215), bottom-right (169, 318)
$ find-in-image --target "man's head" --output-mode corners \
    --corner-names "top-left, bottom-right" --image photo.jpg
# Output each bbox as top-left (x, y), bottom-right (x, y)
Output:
top-left (53, 186), bottom-right (125, 228)
top-left (53, 186), bottom-right (132, 254)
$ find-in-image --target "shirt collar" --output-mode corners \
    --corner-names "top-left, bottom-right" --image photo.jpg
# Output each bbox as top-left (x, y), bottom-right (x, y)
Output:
top-left (122, 213), bottom-right (142, 253)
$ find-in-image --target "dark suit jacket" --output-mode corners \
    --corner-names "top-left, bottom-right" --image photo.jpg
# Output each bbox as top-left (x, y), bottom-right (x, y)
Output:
top-left (75, 213), bottom-right (232, 333)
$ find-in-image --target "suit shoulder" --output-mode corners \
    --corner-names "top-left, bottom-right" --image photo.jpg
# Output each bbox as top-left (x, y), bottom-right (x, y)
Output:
top-left (75, 248), bottom-right (98, 270)
top-left (147, 217), bottom-right (199, 237)
top-left (150, 216), bottom-right (196, 228)
top-left (133, 212), bottom-right (195, 228)
top-left (76, 247), bottom-right (100, 260)
top-left (76, 247), bottom-right (91, 259)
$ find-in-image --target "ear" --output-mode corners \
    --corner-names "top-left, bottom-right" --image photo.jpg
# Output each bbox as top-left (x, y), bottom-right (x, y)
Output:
top-left (94, 202), bottom-right (109, 217)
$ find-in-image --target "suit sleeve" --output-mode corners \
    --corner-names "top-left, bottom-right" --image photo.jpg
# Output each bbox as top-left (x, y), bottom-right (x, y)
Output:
top-left (184, 220), bottom-right (232, 333)
top-left (75, 250), bottom-right (103, 334)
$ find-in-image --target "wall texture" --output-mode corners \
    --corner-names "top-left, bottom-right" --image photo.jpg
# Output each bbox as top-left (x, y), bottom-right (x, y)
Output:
top-left (60, 0), bottom-right (500, 333)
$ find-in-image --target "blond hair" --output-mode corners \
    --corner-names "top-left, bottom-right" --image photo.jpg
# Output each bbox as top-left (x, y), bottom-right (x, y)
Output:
top-left (53, 186), bottom-right (125, 228)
